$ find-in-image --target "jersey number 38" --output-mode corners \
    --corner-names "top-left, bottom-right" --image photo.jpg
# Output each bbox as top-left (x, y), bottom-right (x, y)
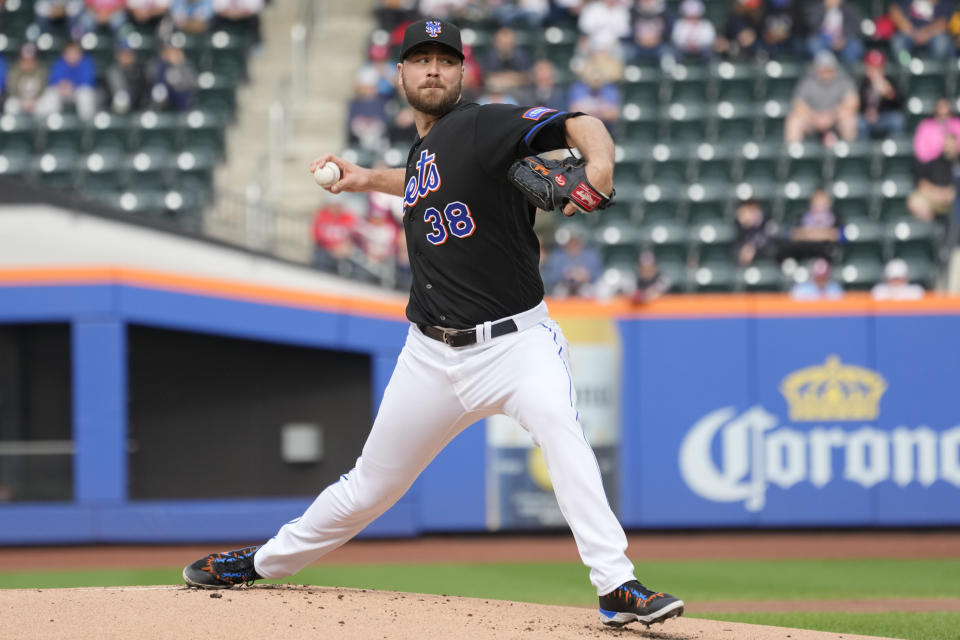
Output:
top-left (424, 201), bottom-right (476, 245)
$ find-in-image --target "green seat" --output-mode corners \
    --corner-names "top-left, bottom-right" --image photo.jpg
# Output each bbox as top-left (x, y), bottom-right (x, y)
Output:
top-left (901, 58), bottom-right (952, 102)
top-left (739, 260), bottom-right (786, 292)
top-left (39, 112), bottom-right (86, 154)
top-left (715, 61), bottom-right (760, 104)
top-left (665, 66), bottom-right (712, 105)
top-left (172, 149), bottom-right (216, 203)
top-left (32, 150), bottom-right (79, 191)
top-left (759, 60), bottom-right (803, 103)
top-left (181, 109), bottom-right (226, 159)
top-left (194, 72), bottom-right (238, 121)
top-left (686, 182), bottom-right (731, 224)
top-left (694, 151), bottom-right (736, 187)
top-left (690, 262), bottom-right (736, 292)
top-left (619, 106), bottom-right (660, 143)
top-left (622, 66), bottom-right (663, 110)
top-left (735, 142), bottom-right (783, 194)
top-left (839, 249), bottom-right (886, 290)
top-left (0, 113), bottom-right (36, 155)
top-left (89, 111), bottom-right (131, 154)
top-left (133, 110), bottom-right (182, 154)
top-left (103, 189), bottom-right (166, 217)
top-left (0, 151), bottom-right (32, 180)
top-left (125, 150), bottom-right (172, 190)
top-left (168, 31), bottom-right (208, 69)
top-left (645, 155), bottom-right (690, 190)
top-left (205, 30), bottom-right (248, 83)
top-left (79, 150), bottom-right (127, 192)
top-left (784, 142), bottom-right (827, 187)
top-left (665, 103), bottom-right (712, 144)
top-left (841, 219), bottom-right (887, 259)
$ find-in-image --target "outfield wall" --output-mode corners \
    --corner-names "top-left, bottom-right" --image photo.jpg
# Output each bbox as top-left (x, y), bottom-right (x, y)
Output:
top-left (0, 268), bottom-right (958, 544)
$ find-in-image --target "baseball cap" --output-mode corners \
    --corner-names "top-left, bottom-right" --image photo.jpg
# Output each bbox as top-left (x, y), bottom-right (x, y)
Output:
top-left (400, 19), bottom-right (464, 61)
top-left (885, 258), bottom-right (908, 280)
top-left (814, 50), bottom-right (838, 70)
top-left (864, 49), bottom-right (885, 67)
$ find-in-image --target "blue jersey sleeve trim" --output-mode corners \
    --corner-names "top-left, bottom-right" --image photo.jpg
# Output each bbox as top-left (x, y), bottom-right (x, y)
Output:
top-left (523, 110), bottom-right (567, 146)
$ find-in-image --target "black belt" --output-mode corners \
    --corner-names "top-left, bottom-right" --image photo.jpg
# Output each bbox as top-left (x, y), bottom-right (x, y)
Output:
top-left (417, 319), bottom-right (519, 347)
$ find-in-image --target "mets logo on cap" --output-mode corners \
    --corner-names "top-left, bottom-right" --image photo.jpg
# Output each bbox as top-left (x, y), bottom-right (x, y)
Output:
top-left (425, 20), bottom-right (442, 37)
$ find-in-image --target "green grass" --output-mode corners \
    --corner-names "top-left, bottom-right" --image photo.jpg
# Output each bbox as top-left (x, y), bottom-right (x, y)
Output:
top-left (689, 612), bottom-right (960, 640)
top-left (1, 559), bottom-right (957, 640)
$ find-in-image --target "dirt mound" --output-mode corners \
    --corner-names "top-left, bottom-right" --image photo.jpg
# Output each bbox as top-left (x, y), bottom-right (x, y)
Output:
top-left (0, 584), bottom-right (896, 640)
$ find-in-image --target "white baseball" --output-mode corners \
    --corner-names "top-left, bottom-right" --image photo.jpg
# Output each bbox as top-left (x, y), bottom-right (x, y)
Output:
top-left (313, 162), bottom-right (341, 187)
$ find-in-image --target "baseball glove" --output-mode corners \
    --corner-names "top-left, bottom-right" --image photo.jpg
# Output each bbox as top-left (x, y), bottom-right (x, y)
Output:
top-left (507, 155), bottom-right (615, 214)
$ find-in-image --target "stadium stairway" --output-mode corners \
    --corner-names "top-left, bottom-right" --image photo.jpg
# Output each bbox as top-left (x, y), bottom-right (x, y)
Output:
top-left (206, 0), bottom-right (375, 262)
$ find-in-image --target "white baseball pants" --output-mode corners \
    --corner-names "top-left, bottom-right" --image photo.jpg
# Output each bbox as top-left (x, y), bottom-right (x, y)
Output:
top-left (254, 301), bottom-right (636, 595)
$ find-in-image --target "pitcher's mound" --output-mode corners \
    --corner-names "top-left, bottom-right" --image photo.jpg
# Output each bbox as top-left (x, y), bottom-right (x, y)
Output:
top-left (1, 584), bottom-right (894, 639)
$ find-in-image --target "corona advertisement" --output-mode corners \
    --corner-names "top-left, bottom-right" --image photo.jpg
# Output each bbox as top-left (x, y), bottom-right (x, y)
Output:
top-left (618, 313), bottom-right (960, 528)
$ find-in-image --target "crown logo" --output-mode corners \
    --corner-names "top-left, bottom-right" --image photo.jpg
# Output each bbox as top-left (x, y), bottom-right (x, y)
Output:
top-left (780, 355), bottom-right (887, 422)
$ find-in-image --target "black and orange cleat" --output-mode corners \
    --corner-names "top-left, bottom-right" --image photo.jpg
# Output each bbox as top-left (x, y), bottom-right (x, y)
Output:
top-left (182, 546), bottom-right (262, 589)
top-left (598, 580), bottom-right (684, 627)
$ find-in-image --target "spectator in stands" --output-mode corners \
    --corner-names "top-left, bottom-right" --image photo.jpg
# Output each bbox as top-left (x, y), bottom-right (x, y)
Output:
top-left (671, 0), bottom-right (715, 63)
top-left (366, 43), bottom-right (398, 100)
top-left (783, 188), bottom-right (843, 262)
top-left (550, 0), bottom-right (586, 26)
top-left (491, 0), bottom-right (550, 28)
top-left (733, 198), bottom-right (780, 267)
top-left (567, 52), bottom-right (621, 131)
top-left (857, 50), bottom-right (905, 140)
top-left (631, 250), bottom-right (672, 304)
top-left (417, 0), bottom-right (469, 22)
top-left (168, 0), bottom-right (215, 34)
top-left (525, 59), bottom-right (567, 111)
top-left (628, 0), bottom-right (674, 66)
top-left (105, 40), bottom-right (148, 113)
top-left (480, 26), bottom-right (533, 93)
top-left (127, 0), bottom-right (172, 34)
top-left (387, 102), bottom-right (417, 144)
top-left (148, 41), bottom-right (198, 111)
top-left (312, 199), bottom-right (360, 275)
top-left (784, 50), bottom-right (858, 145)
top-left (913, 97), bottom-right (960, 163)
top-left (33, 0), bottom-right (79, 35)
top-left (871, 258), bottom-right (925, 299)
top-left (715, 0), bottom-right (764, 60)
top-left (35, 41), bottom-right (97, 120)
top-left (347, 66), bottom-right (389, 151)
top-left (806, 0), bottom-right (864, 63)
top-left (477, 79), bottom-right (520, 105)
top-left (212, 0), bottom-right (264, 46)
top-left (908, 130), bottom-right (959, 222)
top-left (578, 0), bottom-right (631, 60)
top-left (889, 0), bottom-right (954, 62)
top-left (355, 208), bottom-right (401, 278)
top-left (759, 0), bottom-right (807, 59)
top-left (790, 257), bottom-right (843, 300)
top-left (375, 0), bottom-right (418, 32)
top-left (73, 0), bottom-right (129, 38)
top-left (3, 44), bottom-right (48, 116)
top-left (542, 229), bottom-right (602, 298)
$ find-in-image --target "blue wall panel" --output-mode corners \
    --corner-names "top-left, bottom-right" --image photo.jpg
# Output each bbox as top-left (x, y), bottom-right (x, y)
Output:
top-left (620, 318), bottom-right (753, 528)
top-left (0, 285), bottom-right (113, 322)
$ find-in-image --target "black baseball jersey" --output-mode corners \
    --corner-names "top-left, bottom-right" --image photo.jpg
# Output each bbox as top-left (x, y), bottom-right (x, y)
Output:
top-left (402, 101), bottom-right (581, 329)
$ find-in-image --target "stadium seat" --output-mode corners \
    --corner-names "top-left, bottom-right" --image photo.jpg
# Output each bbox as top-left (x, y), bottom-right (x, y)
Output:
top-left (79, 150), bottom-right (127, 193)
top-left (759, 60), bottom-right (804, 103)
top-left (206, 30), bottom-right (248, 83)
top-left (839, 248), bottom-right (886, 290)
top-left (125, 150), bottom-right (171, 191)
top-left (685, 182), bottom-right (731, 224)
top-left (0, 113), bottom-right (36, 155)
top-left (89, 111), bottom-right (131, 154)
top-left (739, 260), bottom-right (786, 292)
top-left (783, 142), bottom-right (827, 188)
top-left (714, 61), bottom-right (760, 104)
top-left (665, 103), bottom-right (713, 144)
top-left (643, 149), bottom-right (690, 190)
top-left (735, 141), bottom-right (782, 195)
top-left (0, 151), bottom-right (32, 180)
top-left (181, 109), bottom-right (226, 159)
top-left (132, 111), bottom-right (182, 154)
top-left (32, 150), bottom-right (79, 191)
top-left (622, 66), bottom-right (664, 111)
top-left (194, 72), bottom-right (239, 121)
top-left (38, 112), bottom-right (86, 154)
top-left (172, 150), bottom-right (216, 203)
top-left (714, 101), bottom-right (759, 143)
top-left (665, 65), bottom-right (712, 105)
top-left (901, 58), bottom-right (953, 102)
top-left (690, 261), bottom-right (736, 292)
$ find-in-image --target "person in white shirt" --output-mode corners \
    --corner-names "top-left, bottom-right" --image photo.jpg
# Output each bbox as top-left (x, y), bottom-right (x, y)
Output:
top-left (578, 0), bottom-right (631, 59)
top-left (671, 0), bottom-right (716, 61)
top-left (871, 259), bottom-right (925, 300)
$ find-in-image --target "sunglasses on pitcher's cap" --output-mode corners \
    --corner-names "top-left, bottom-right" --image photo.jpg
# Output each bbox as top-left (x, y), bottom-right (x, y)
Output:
top-left (400, 19), bottom-right (464, 61)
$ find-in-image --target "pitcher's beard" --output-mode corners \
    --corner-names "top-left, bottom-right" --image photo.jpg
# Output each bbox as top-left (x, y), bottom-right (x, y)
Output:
top-left (402, 77), bottom-right (461, 116)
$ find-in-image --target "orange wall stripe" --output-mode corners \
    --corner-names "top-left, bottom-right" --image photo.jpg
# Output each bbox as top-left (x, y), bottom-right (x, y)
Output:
top-left (2, 266), bottom-right (960, 319)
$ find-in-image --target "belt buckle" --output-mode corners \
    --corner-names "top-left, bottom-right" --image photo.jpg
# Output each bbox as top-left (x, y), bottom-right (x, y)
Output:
top-left (441, 329), bottom-right (456, 346)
